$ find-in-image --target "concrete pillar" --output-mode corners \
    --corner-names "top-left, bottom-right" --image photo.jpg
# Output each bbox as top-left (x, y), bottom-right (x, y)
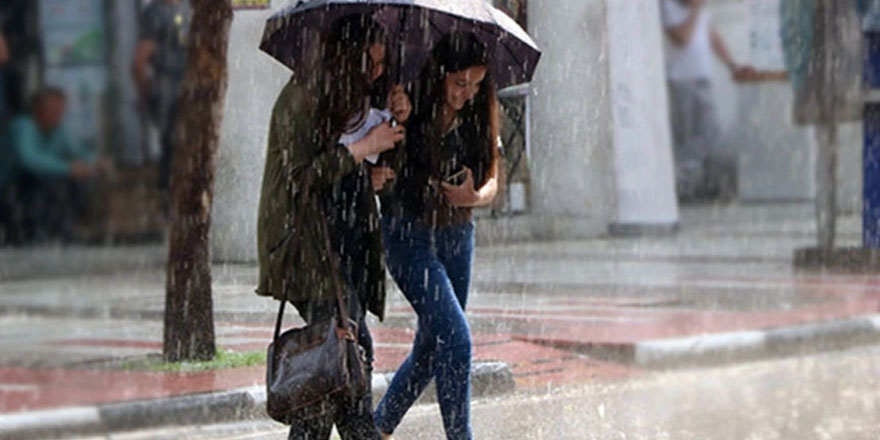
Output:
top-left (606, 0), bottom-right (679, 233)
top-left (212, 3), bottom-right (289, 262)
top-left (527, 0), bottom-right (617, 239)
top-left (528, 0), bottom-right (678, 238)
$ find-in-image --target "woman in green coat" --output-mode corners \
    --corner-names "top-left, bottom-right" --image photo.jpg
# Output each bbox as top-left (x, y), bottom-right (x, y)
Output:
top-left (256, 14), bottom-right (410, 440)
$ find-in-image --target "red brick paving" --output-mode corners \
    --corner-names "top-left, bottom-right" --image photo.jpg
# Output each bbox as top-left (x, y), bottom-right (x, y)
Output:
top-left (0, 327), bottom-right (637, 414)
top-left (0, 366), bottom-right (265, 414)
top-left (512, 295), bottom-right (880, 350)
top-left (6, 274), bottom-right (880, 415)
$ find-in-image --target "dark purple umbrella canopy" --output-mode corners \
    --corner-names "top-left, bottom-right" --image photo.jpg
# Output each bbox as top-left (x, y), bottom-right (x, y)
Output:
top-left (260, 0), bottom-right (541, 89)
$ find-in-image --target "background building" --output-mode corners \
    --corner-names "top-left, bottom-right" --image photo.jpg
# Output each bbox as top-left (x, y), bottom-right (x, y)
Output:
top-left (2, 0), bottom-right (862, 257)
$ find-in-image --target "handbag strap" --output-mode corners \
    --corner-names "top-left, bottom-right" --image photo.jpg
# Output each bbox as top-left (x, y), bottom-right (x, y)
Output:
top-left (318, 211), bottom-right (351, 331)
top-left (273, 168), bottom-right (352, 340)
top-left (273, 299), bottom-right (287, 341)
top-left (273, 170), bottom-right (314, 341)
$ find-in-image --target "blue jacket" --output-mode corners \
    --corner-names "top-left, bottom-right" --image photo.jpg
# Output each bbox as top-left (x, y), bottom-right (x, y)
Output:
top-left (0, 115), bottom-right (94, 188)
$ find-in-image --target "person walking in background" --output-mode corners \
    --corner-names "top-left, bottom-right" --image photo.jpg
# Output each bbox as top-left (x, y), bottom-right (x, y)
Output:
top-left (661, 0), bottom-right (755, 201)
top-left (132, 0), bottom-right (191, 212)
top-left (0, 88), bottom-right (110, 243)
top-left (374, 32), bottom-right (501, 440)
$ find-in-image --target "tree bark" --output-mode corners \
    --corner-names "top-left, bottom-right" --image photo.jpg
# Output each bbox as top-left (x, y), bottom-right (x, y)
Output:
top-left (163, 0), bottom-right (233, 362)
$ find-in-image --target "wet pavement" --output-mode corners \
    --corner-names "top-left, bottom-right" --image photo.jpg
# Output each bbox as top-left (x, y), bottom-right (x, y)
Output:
top-left (1, 203), bottom-right (879, 430)
top-left (67, 345), bottom-right (880, 439)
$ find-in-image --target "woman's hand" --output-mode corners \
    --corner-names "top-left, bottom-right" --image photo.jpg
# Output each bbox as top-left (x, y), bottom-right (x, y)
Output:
top-left (387, 84), bottom-right (412, 123)
top-left (350, 122), bottom-right (404, 163)
top-left (371, 166), bottom-right (397, 191)
top-left (440, 167), bottom-right (483, 207)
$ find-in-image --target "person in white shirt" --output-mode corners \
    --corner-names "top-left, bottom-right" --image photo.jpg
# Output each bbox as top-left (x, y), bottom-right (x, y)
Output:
top-left (661, 0), bottom-right (754, 200)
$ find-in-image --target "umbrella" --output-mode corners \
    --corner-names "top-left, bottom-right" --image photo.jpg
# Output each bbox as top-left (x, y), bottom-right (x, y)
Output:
top-left (259, 0), bottom-right (541, 89)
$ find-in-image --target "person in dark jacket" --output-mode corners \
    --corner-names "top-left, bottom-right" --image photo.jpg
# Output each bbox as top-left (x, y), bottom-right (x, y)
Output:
top-left (132, 0), bottom-right (191, 210)
top-left (256, 14), bottom-right (410, 440)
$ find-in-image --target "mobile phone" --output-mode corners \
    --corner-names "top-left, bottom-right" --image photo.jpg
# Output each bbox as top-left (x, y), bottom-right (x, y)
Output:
top-left (445, 169), bottom-right (468, 186)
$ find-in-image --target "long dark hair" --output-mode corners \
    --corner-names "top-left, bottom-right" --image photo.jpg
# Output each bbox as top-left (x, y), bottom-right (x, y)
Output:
top-left (315, 15), bottom-right (387, 149)
top-left (409, 32), bottom-right (500, 187)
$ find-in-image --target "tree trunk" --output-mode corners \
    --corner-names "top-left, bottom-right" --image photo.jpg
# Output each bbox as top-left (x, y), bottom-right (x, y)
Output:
top-left (163, 0), bottom-right (233, 362)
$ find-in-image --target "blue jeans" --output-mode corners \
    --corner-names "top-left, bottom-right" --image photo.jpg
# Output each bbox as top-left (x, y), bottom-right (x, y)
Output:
top-left (374, 215), bottom-right (475, 440)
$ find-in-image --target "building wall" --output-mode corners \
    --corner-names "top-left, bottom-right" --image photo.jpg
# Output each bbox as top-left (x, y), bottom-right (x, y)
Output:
top-left (708, 0), bottom-right (863, 211)
top-left (211, 2), bottom-right (289, 262)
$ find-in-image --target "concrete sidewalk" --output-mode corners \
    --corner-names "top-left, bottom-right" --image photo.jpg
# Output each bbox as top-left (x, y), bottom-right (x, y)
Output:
top-left (1, 203), bottom-right (879, 437)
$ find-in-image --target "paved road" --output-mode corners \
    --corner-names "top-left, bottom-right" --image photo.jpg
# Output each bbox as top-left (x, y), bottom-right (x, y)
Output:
top-left (70, 345), bottom-right (880, 440)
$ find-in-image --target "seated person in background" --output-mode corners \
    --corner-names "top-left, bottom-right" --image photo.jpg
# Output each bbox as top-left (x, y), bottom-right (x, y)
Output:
top-left (0, 87), bottom-right (110, 243)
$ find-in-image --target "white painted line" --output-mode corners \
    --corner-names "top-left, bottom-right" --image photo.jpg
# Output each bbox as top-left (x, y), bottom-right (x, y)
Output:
top-left (0, 383), bottom-right (39, 393)
top-left (243, 385), bottom-right (266, 405)
top-left (865, 314), bottom-right (880, 330)
top-left (634, 331), bottom-right (766, 366)
top-left (0, 406), bottom-right (100, 434)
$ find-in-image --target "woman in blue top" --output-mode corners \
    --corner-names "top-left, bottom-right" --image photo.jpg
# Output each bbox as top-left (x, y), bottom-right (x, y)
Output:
top-left (374, 32), bottom-right (500, 440)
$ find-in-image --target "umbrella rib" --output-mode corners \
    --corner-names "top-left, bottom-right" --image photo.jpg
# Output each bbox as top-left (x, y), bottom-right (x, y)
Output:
top-left (426, 14), bottom-right (524, 79)
top-left (428, 16), bottom-right (446, 42)
top-left (501, 37), bottom-right (525, 80)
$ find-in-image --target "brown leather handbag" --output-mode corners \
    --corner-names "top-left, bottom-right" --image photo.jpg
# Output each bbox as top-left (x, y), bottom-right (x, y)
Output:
top-left (265, 185), bottom-right (368, 424)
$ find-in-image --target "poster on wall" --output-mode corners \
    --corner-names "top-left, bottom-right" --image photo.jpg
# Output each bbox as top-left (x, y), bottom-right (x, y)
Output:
top-left (39, 0), bottom-right (107, 151)
top-left (749, 0), bottom-right (786, 71)
top-left (39, 0), bottom-right (106, 66)
top-left (233, 0), bottom-right (271, 10)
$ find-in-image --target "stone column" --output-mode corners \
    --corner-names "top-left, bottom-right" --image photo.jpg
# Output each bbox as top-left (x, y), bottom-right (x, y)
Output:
top-left (606, 0), bottom-right (679, 234)
top-left (527, 0), bottom-right (618, 239)
top-left (528, 0), bottom-right (678, 238)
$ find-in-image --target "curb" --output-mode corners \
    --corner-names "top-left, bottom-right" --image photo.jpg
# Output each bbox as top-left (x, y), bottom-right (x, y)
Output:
top-left (0, 361), bottom-right (514, 440)
top-left (793, 246), bottom-right (880, 272)
top-left (517, 315), bottom-right (880, 369)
